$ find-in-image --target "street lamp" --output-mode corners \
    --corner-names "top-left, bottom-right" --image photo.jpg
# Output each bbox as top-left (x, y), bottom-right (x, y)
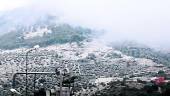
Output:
top-left (25, 45), bottom-right (39, 96)
top-left (10, 88), bottom-right (22, 96)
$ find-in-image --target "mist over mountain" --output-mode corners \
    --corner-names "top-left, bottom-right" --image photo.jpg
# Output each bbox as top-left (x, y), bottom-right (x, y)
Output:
top-left (0, 6), bottom-right (59, 35)
top-left (0, 20), bottom-right (92, 49)
top-left (0, 0), bottom-right (170, 50)
top-left (0, 5), bottom-right (95, 49)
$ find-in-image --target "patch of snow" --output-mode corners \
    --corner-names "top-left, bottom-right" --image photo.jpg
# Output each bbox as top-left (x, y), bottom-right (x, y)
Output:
top-left (0, 48), bottom-right (26, 54)
top-left (24, 27), bottom-right (52, 39)
top-left (95, 77), bottom-right (123, 84)
top-left (95, 77), bottom-right (113, 84)
top-left (135, 58), bottom-right (156, 66)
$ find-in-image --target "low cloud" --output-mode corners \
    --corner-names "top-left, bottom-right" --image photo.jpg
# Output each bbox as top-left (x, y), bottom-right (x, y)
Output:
top-left (1, 0), bottom-right (170, 49)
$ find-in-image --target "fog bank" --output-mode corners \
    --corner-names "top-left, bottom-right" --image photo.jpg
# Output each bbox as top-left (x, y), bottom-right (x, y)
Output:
top-left (0, 0), bottom-right (170, 50)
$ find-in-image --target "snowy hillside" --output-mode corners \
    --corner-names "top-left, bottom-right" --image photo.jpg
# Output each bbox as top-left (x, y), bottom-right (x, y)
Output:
top-left (0, 41), bottom-right (167, 80)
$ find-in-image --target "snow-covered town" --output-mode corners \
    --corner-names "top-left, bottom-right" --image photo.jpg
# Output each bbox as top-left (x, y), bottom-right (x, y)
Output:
top-left (0, 41), bottom-right (170, 96)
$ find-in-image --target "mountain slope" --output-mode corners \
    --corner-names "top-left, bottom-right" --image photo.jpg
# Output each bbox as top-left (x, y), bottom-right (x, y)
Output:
top-left (112, 41), bottom-right (170, 66)
top-left (0, 23), bottom-right (92, 49)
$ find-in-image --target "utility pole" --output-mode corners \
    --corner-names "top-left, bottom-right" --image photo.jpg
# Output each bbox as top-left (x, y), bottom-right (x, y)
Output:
top-left (25, 45), bottom-right (39, 96)
top-left (60, 72), bottom-right (63, 96)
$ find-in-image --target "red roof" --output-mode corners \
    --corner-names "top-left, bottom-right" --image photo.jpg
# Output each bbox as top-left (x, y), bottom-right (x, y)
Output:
top-left (154, 77), bottom-right (165, 85)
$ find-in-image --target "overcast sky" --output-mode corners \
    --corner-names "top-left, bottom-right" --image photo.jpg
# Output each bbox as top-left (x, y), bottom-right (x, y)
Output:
top-left (0, 0), bottom-right (170, 49)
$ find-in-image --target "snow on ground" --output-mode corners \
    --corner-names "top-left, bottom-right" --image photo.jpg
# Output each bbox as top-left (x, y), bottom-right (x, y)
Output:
top-left (23, 27), bottom-right (52, 39)
top-left (0, 41), bottom-right (158, 67)
top-left (135, 58), bottom-right (157, 66)
top-left (95, 77), bottom-right (114, 84)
